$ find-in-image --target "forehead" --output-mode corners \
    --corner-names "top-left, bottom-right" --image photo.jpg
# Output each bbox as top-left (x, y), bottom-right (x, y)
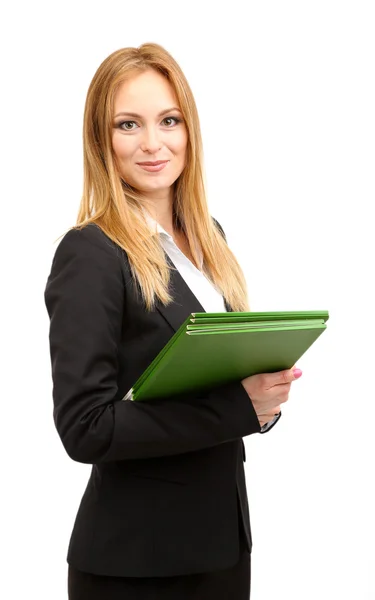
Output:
top-left (113, 69), bottom-right (179, 114)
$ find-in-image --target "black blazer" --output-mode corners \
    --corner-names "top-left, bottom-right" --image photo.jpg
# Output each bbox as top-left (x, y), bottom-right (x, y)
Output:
top-left (44, 222), bottom-right (270, 578)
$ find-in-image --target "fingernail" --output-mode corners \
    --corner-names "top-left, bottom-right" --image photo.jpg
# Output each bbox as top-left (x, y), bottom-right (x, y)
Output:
top-left (293, 368), bottom-right (303, 379)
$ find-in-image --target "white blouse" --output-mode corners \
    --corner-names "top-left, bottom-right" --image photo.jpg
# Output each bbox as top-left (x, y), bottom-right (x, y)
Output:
top-left (145, 214), bottom-right (227, 313)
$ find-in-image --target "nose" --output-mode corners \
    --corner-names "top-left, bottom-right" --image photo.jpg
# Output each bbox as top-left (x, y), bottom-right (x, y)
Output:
top-left (140, 126), bottom-right (162, 154)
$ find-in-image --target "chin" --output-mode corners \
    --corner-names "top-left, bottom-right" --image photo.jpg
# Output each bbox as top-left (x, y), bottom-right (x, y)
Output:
top-left (138, 176), bottom-right (176, 189)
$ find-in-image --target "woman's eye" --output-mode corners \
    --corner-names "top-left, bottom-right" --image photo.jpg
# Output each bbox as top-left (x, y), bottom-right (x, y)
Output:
top-left (119, 121), bottom-right (138, 131)
top-left (117, 117), bottom-right (181, 131)
top-left (162, 117), bottom-right (180, 127)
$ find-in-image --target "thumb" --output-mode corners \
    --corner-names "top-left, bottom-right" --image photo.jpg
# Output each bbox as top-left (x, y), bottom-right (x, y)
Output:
top-left (272, 367), bottom-right (303, 385)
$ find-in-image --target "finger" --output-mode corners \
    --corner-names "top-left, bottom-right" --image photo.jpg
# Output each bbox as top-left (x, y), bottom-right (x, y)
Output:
top-left (273, 383), bottom-right (291, 401)
top-left (270, 367), bottom-right (302, 387)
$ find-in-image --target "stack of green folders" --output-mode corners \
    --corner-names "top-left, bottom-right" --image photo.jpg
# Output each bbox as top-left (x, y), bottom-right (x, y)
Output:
top-left (124, 310), bottom-right (329, 402)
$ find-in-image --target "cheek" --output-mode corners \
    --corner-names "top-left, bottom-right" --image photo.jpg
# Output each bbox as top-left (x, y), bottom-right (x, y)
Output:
top-left (111, 137), bottom-right (135, 181)
top-left (173, 130), bottom-right (188, 157)
top-left (112, 135), bottom-right (133, 162)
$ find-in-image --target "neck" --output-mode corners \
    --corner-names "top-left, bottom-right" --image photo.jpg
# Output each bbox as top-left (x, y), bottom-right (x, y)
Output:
top-left (143, 190), bottom-right (178, 237)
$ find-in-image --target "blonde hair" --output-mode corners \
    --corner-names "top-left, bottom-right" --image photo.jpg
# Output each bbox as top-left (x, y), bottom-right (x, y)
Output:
top-left (75, 42), bottom-right (249, 312)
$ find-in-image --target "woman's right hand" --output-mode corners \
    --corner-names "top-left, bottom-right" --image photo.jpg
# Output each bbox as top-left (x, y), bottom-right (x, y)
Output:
top-left (241, 368), bottom-right (303, 427)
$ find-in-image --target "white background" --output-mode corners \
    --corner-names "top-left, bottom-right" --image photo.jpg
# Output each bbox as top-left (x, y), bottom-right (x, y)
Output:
top-left (1, 1), bottom-right (374, 598)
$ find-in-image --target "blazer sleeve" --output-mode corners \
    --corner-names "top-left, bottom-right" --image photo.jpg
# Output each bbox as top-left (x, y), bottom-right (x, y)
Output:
top-left (44, 225), bottom-right (261, 465)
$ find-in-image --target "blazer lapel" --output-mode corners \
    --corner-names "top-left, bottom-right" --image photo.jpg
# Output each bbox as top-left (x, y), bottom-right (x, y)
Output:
top-left (155, 255), bottom-right (233, 332)
top-left (155, 256), bottom-right (205, 332)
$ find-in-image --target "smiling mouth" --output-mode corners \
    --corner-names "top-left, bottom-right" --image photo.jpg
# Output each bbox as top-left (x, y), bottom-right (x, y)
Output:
top-left (137, 161), bottom-right (169, 173)
top-left (136, 160), bottom-right (169, 166)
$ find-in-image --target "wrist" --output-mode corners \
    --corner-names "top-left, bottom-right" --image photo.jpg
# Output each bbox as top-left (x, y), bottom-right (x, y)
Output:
top-left (260, 412), bottom-right (281, 433)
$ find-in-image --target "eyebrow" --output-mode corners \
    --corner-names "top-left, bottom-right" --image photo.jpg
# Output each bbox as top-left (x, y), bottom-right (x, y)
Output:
top-left (114, 107), bottom-right (182, 119)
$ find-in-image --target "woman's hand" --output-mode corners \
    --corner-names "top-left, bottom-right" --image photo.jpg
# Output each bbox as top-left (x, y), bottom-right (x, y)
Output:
top-left (241, 368), bottom-right (303, 427)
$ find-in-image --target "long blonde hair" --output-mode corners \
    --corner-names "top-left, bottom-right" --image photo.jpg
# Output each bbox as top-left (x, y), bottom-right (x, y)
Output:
top-left (75, 42), bottom-right (249, 312)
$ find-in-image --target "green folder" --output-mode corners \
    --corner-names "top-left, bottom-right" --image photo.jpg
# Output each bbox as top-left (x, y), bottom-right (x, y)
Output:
top-left (124, 310), bottom-right (329, 401)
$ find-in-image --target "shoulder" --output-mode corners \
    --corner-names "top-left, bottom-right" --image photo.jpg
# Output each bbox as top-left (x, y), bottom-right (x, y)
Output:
top-left (45, 224), bottom-right (129, 293)
top-left (51, 223), bottom-right (124, 267)
top-left (45, 224), bottom-right (127, 307)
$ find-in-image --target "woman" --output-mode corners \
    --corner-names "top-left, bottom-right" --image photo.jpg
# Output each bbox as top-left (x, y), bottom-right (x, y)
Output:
top-left (44, 43), bottom-right (302, 600)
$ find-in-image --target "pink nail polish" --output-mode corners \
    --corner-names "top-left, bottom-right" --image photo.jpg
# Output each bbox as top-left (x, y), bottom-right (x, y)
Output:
top-left (293, 368), bottom-right (302, 379)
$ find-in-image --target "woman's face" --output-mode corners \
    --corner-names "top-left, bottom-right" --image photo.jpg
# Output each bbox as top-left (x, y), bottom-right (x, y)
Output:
top-left (112, 69), bottom-right (188, 201)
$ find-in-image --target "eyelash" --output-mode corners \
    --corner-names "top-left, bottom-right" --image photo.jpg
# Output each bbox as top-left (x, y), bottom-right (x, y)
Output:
top-left (117, 116), bottom-right (182, 131)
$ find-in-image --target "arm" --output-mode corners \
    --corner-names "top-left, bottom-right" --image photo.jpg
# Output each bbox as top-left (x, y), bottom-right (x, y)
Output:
top-left (44, 226), bottom-right (261, 465)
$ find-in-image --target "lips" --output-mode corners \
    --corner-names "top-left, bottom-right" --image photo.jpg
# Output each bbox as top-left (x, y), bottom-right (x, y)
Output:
top-left (136, 160), bottom-right (169, 173)
top-left (137, 160), bottom-right (169, 166)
